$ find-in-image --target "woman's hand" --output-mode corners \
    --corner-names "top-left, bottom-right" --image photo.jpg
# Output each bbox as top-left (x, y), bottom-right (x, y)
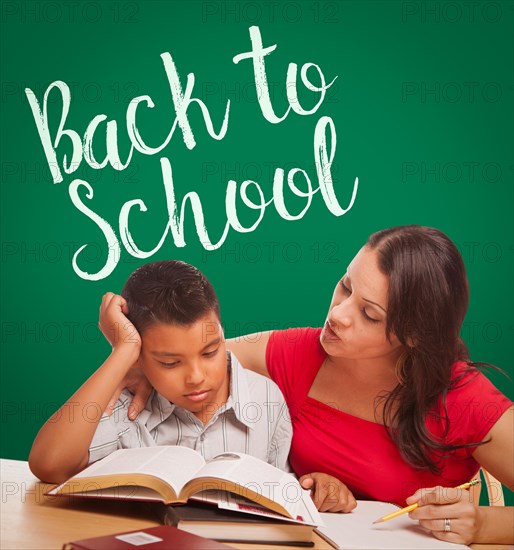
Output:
top-left (106, 367), bottom-right (153, 419)
top-left (406, 486), bottom-right (484, 545)
top-left (300, 472), bottom-right (357, 512)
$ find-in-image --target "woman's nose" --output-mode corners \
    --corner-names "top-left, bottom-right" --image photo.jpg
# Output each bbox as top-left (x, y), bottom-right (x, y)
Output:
top-left (330, 301), bottom-right (352, 327)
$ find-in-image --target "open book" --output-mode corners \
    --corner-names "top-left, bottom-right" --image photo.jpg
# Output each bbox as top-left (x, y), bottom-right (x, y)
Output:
top-left (47, 446), bottom-right (321, 526)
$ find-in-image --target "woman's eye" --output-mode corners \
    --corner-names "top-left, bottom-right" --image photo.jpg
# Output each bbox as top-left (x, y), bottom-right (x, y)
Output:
top-left (362, 309), bottom-right (380, 324)
top-left (340, 281), bottom-right (351, 294)
top-left (159, 361), bottom-right (179, 369)
top-left (203, 348), bottom-right (219, 358)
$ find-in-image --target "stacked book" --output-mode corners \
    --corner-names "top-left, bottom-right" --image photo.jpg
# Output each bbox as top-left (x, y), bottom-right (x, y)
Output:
top-left (160, 500), bottom-right (316, 546)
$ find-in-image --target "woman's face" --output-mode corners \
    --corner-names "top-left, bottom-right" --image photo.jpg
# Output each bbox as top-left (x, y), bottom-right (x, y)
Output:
top-left (320, 246), bottom-right (403, 362)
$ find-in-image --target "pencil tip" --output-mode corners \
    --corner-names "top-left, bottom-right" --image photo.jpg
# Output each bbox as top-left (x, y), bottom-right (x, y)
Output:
top-left (372, 519), bottom-right (383, 524)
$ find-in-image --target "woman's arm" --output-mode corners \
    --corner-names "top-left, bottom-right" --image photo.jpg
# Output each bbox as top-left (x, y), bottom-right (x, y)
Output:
top-left (225, 331), bottom-right (273, 378)
top-left (470, 404), bottom-right (514, 543)
top-left (472, 405), bottom-right (514, 492)
top-left (408, 406), bottom-right (514, 544)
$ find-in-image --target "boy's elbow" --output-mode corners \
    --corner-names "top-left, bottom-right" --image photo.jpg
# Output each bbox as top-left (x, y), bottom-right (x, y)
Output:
top-left (28, 447), bottom-right (84, 484)
top-left (28, 450), bottom-right (60, 483)
top-left (29, 465), bottom-right (61, 484)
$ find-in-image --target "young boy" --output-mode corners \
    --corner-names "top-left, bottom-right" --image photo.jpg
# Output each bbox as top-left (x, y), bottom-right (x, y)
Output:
top-left (29, 260), bottom-right (292, 484)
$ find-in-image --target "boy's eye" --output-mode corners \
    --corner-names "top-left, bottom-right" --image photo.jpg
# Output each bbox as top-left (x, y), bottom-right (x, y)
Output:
top-left (203, 348), bottom-right (219, 358)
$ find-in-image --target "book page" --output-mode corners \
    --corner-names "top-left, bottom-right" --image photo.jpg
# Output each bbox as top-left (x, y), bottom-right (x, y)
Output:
top-left (50, 446), bottom-right (206, 497)
top-left (316, 501), bottom-right (470, 549)
top-left (218, 493), bottom-right (323, 526)
top-left (184, 452), bottom-right (312, 520)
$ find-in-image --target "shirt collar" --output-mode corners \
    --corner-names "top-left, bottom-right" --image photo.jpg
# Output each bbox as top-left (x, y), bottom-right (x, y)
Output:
top-left (144, 390), bottom-right (176, 432)
top-left (144, 350), bottom-right (255, 432)
top-left (225, 351), bottom-right (255, 429)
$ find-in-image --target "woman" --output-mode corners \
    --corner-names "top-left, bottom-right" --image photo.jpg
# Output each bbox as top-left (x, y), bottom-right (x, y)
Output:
top-left (118, 225), bottom-right (513, 545)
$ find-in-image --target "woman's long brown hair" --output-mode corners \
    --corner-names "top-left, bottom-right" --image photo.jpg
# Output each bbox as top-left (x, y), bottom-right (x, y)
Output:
top-left (367, 225), bottom-right (481, 473)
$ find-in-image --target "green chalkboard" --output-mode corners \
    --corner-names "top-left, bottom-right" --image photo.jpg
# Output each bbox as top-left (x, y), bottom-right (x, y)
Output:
top-left (1, 0), bottom-right (512, 506)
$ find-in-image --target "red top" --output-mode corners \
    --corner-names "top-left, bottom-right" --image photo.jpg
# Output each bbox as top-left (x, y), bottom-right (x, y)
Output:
top-left (266, 328), bottom-right (512, 506)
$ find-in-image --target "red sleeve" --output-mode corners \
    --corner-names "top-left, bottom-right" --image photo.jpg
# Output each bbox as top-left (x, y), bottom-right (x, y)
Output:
top-left (266, 328), bottom-right (325, 405)
top-left (431, 363), bottom-right (513, 456)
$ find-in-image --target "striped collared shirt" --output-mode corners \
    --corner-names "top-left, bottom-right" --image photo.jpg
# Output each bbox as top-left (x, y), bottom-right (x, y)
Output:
top-left (89, 352), bottom-right (292, 471)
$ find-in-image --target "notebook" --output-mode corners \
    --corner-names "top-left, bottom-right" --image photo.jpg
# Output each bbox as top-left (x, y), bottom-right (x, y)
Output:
top-left (315, 501), bottom-right (471, 549)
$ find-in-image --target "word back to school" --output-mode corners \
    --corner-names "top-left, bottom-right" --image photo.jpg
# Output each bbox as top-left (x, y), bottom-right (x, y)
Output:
top-left (25, 26), bottom-right (359, 281)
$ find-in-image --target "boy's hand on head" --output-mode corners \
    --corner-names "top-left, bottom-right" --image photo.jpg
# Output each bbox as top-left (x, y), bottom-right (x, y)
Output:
top-left (99, 293), bottom-right (141, 353)
top-left (100, 293), bottom-right (146, 418)
top-left (300, 472), bottom-right (356, 513)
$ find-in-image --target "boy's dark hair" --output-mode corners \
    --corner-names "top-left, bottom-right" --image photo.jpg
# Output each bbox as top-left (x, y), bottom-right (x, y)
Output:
top-left (121, 260), bottom-right (220, 333)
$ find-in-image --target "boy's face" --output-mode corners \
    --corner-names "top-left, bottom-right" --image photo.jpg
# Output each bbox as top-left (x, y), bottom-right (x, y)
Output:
top-left (138, 311), bottom-right (229, 424)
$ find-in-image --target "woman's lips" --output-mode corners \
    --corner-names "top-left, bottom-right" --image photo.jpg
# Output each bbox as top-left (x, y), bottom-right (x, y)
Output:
top-left (323, 321), bottom-right (341, 341)
top-left (184, 390), bottom-right (210, 402)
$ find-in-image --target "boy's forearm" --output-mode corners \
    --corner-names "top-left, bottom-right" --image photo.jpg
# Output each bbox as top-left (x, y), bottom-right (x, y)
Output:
top-left (29, 347), bottom-right (138, 483)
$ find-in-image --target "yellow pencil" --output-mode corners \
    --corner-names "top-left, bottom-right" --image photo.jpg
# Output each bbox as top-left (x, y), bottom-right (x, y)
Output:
top-left (372, 479), bottom-right (481, 524)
